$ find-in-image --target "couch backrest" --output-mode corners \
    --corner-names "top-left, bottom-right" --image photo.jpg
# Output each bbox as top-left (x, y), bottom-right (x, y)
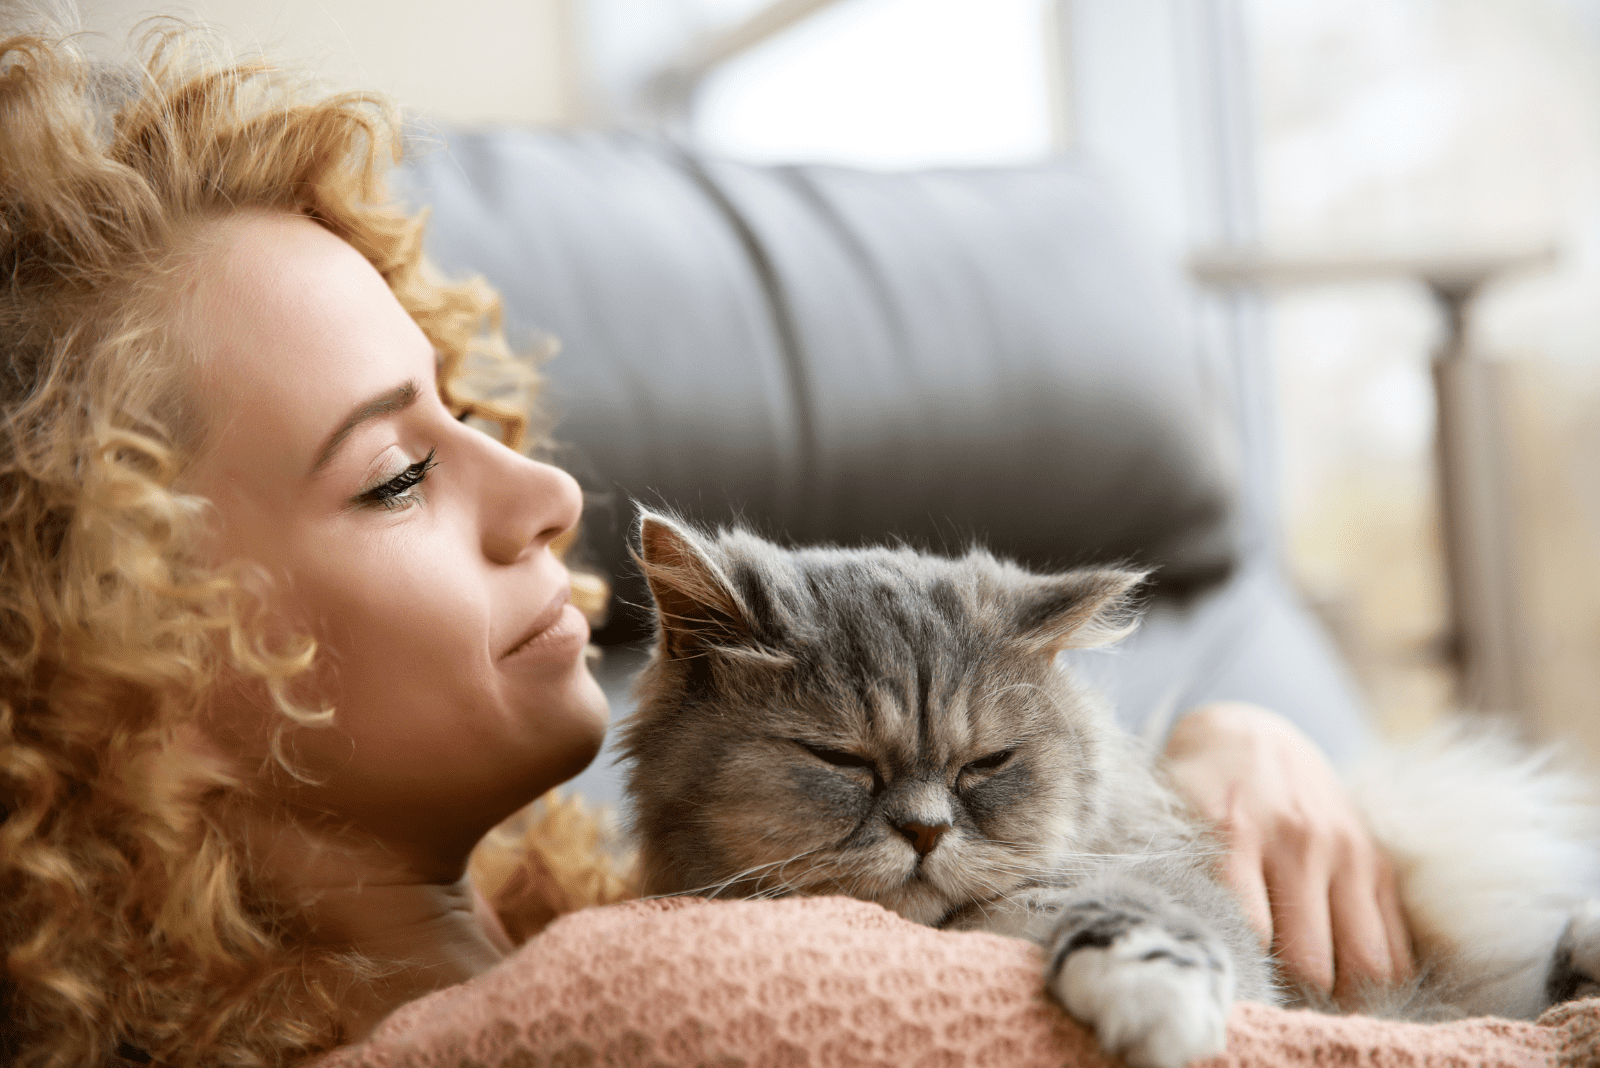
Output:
top-left (399, 132), bottom-right (1245, 644)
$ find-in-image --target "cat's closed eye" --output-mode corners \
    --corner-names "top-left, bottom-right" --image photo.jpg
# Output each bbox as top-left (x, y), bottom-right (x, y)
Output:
top-left (961, 749), bottom-right (1015, 776)
top-left (794, 741), bottom-right (887, 794)
top-left (795, 740), bottom-right (877, 773)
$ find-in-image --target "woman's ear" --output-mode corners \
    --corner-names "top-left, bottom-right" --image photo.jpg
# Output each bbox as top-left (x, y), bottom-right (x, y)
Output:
top-left (634, 510), bottom-right (754, 660)
top-left (1009, 567), bottom-right (1150, 654)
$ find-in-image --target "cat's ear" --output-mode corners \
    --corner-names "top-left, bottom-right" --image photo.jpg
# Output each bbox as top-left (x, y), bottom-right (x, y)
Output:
top-left (635, 510), bottom-right (755, 659)
top-left (1012, 567), bottom-right (1150, 653)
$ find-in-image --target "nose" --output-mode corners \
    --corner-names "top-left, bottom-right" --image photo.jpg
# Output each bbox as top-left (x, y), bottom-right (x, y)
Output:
top-left (481, 454), bottom-right (583, 566)
top-left (895, 819), bottom-right (951, 858)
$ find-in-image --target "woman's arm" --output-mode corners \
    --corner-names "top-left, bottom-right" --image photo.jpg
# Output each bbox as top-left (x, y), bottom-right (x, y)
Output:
top-left (311, 894), bottom-right (1580, 1068)
top-left (1162, 701), bottom-right (1414, 1000)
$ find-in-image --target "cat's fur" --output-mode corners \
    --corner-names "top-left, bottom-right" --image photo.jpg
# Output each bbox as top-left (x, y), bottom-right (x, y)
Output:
top-left (619, 511), bottom-right (1600, 1068)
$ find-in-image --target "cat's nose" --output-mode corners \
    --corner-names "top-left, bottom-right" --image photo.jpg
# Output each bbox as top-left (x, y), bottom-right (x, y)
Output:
top-left (896, 820), bottom-right (951, 857)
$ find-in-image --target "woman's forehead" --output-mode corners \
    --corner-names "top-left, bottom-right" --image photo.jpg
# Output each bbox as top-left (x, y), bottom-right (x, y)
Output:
top-left (181, 211), bottom-right (433, 472)
top-left (189, 212), bottom-right (404, 362)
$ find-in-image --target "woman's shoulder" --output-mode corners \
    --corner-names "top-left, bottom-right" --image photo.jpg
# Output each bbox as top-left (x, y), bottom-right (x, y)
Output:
top-left (312, 896), bottom-right (1089, 1067)
top-left (528, 894), bottom-right (1048, 983)
top-left (309, 895), bottom-right (1588, 1068)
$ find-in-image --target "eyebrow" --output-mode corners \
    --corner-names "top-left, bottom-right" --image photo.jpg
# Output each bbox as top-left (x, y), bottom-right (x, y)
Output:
top-left (310, 380), bottom-right (421, 476)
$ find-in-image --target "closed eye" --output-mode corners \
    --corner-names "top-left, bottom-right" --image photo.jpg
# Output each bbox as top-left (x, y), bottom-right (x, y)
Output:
top-left (355, 448), bottom-right (437, 512)
top-left (962, 748), bottom-right (1014, 774)
top-left (797, 741), bottom-right (876, 771)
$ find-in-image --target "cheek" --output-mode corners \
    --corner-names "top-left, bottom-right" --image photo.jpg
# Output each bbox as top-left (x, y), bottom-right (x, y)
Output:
top-left (962, 762), bottom-right (1037, 830)
top-left (297, 529), bottom-right (488, 684)
top-left (270, 542), bottom-right (502, 767)
top-left (706, 755), bottom-right (871, 863)
top-left (982, 744), bottom-right (1102, 858)
top-left (339, 536), bottom-right (472, 618)
top-left (784, 764), bottom-right (874, 824)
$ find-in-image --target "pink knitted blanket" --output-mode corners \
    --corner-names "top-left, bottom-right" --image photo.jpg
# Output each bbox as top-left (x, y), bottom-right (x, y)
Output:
top-left (315, 896), bottom-right (1600, 1067)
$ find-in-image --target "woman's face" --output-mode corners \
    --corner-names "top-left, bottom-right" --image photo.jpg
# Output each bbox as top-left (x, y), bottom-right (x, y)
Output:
top-left (181, 212), bottom-right (607, 866)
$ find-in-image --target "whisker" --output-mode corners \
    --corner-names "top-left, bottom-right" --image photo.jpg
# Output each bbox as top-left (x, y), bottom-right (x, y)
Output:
top-left (661, 848), bottom-right (831, 901)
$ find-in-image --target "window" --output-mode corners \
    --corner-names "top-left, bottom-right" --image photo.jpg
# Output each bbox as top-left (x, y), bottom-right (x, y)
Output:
top-left (691, 0), bottom-right (1057, 168)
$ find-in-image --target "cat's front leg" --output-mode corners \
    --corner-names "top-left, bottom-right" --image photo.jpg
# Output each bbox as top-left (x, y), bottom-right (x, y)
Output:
top-left (1041, 881), bottom-right (1234, 1068)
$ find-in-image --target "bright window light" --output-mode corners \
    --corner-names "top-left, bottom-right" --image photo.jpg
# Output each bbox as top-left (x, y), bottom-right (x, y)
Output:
top-left (692, 0), bottom-right (1055, 169)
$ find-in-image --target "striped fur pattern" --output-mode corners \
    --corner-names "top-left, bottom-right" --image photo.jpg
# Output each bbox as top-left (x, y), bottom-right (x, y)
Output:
top-left (618, 511), bottom-right (1600, 1068)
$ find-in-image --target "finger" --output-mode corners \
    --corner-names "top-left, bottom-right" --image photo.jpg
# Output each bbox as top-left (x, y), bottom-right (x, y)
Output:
top-left (1204, 796), bottom-right (1273, 948)
top-left (1374, 855), bottom-right (1415, 981)
top-left (1265, 849), bottom-right (1335, 993)
top-left (1221, 843), bottom-right (1274, 948)
top-left (1328, 860), bottom-right (1398, 1000)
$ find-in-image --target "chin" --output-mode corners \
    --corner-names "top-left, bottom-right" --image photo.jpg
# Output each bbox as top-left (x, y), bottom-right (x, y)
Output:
top-left (563, 674), bottom-right (611, 777)
top-left (845, 863), bottom-right (960, 926)
top-left (551, 717), bottom-right (607, 787)
top-left (532, 666), bottom-right (610, 782)
top-left (571, 666), bottom-right (610, 747)
top-left (877, 881), bottom-right (958, 926)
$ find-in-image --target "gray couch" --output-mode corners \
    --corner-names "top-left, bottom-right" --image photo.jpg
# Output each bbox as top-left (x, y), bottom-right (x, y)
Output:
top-left (397, 132), bottom-right (1372, 807)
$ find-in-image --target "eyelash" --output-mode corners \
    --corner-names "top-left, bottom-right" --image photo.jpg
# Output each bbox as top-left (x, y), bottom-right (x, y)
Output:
top-left (963, 748), bottom-right (1014, 774)
top-left (357, 449), bottom-right (437, 511)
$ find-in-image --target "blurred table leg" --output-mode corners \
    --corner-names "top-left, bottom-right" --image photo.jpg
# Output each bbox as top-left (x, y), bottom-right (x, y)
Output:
top-left (1429, 277), bottom-right (1528, 718)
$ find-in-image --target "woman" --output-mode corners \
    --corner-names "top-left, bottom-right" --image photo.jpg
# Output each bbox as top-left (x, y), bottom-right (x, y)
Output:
top-left (0, 23), bottom-right (1415, 1066)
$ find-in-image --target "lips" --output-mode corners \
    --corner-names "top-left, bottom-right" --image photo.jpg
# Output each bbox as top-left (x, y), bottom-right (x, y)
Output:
top-left (502, 587), bottom-right (574, 659)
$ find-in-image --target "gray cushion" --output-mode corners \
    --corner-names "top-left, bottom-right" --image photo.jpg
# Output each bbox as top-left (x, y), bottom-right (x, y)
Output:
top-left (397, 130), bottom-right (1372, 768)
top-left (401, 132), bottom-right (1238, 643)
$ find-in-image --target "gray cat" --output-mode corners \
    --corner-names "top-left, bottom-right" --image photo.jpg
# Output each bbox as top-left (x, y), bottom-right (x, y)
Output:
top-left (618, 511), bottom-right (1600, 1068)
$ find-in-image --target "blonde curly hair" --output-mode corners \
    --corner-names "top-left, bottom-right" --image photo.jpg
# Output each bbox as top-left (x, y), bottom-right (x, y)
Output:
top-left (0, 23), bottom-right (629, 1068)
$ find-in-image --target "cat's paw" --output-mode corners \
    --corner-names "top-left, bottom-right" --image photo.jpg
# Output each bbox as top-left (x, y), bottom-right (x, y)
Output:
top-left (1045, 904), bottom-right (1234, 1068)
top-left (1548, 900), bottom-right (1600, 1005)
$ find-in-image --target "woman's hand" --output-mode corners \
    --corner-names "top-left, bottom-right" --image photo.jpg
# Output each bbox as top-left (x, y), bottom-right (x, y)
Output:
top-left (1162, 701), bottom-right (1413, 999)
